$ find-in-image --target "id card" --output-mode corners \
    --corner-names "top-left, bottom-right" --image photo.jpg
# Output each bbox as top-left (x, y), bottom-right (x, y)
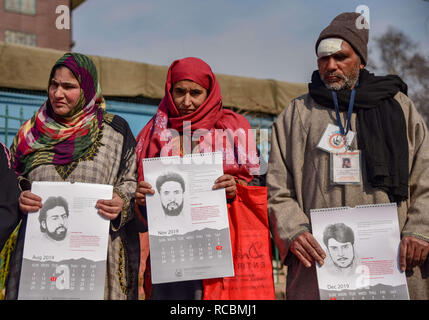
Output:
top-left (317, 124), bottom-right (355, 153)
top-left (330, 151), bottom-right (361, 184)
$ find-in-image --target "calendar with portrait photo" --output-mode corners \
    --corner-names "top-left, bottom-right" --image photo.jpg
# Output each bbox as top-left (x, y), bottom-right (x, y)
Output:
top-left (17, 182), bottom-right (112, 300)
top-left (143, 152), bottom-right (234, 284)
top-left (310, 203), bottom-right (409, 300)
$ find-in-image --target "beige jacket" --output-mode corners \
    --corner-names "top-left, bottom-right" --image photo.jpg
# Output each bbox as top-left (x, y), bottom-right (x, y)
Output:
top-left (267, 92), bottom-right (429, 300)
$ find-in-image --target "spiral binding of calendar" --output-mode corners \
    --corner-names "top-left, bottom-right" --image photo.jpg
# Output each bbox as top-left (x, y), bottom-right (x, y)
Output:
top-left (142, 155), bottom-right (181, 162)
top-left (355, 203), bottom-right (396, 209)
top-left (142, 151), bottom-right (222, 163)
top-left (310, 206), bottom-right (350, 214)
top-left (311, 203), bottom-right (396, 214)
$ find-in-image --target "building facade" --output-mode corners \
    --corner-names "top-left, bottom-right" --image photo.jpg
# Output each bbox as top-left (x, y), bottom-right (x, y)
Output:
top-left (0, 0), bottom-right (84, 51)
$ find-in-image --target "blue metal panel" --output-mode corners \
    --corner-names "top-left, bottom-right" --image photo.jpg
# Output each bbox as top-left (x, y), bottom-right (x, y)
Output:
top-left (0, 91), bottom-right (159, 144)
top-left (0, 90), bottom-right (275, 148)
top-left (246, 114), bottom-right (274, 129)
top-left (104, 100), bottom-right (157, 137)
top-left (0, 91), bottom-right (43, 146)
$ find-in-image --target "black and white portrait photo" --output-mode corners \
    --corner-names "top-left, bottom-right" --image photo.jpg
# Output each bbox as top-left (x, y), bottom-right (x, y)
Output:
top-left (322, 223), bottom-right (358, 276)
top-left (156, 171), bottom-right (186, 218)
top-left (39, 196), bottom-right (69, 242)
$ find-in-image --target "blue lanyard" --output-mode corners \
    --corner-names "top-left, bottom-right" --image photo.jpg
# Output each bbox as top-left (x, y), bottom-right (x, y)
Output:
top-left (331, 82), bottom-right (358, 136)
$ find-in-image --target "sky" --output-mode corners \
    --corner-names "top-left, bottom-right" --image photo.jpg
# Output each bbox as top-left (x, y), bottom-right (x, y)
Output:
top-left (72, 0), bottom-right (429, 84)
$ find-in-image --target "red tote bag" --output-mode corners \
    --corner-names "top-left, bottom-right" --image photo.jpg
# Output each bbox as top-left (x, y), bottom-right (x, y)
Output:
top-left (203, 184), bottom-right (275, 300)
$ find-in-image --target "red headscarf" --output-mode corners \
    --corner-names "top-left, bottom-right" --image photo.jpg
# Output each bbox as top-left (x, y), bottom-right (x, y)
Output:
top-left (136, 57), bottom-right (259, 182)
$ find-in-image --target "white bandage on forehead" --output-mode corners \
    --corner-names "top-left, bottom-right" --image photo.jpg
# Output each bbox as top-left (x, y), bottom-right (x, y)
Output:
top-left (317, 38), bottom-right (343, 58)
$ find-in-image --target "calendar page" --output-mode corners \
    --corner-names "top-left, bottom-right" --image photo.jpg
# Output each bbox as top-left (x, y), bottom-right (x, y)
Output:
top-left (18, 182), bottom-right (112, 300)
top-left (143, 152), bottom-right (234, 284)
top-left (310, 203), bottom-right (409, 300)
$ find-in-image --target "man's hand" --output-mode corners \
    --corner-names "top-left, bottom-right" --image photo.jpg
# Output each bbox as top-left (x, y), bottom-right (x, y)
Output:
top-left (399, 236), bottom-right (429, 272)
top-left (96, 193), bottom-right (124, 220)
top-left (290, 231), bottom-right (326, 268)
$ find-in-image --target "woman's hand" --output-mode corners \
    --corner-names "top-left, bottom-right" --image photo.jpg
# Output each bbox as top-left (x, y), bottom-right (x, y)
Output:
top-left (135, 181), bottom-right (155, 207)
top-left (96, 193), bottom-right (124, 220)
top-left (213, 174), bottom-right (237, 199)
top-left (19, 190), bottom-right (43, 214)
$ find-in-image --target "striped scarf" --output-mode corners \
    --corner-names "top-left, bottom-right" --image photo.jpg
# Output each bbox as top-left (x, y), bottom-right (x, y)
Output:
top-left (11, 53), bottom-right (106, 177)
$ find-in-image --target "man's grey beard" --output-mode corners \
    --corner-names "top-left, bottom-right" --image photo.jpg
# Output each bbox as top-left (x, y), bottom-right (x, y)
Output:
top-left (322, 64), bottom-right (360, 91)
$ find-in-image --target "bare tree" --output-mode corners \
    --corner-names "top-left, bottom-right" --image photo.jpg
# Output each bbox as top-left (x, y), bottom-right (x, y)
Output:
top-left (369, 26), bottom-right (429, 124)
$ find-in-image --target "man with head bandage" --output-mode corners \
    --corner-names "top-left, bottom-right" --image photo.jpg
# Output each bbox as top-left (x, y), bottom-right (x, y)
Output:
top-left (267, 12), bottom-right (429, 300)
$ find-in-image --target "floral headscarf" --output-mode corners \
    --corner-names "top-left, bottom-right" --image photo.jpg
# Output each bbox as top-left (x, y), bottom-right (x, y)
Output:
top-left (11, 53), bottom-right (106, 177)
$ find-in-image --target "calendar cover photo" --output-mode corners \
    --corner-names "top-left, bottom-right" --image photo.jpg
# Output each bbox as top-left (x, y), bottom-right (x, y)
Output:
top-left (18, 182), bottom-right (112, 300)
top-left (143, 152), bottom-right (234, 284)
top-left (310, 203), bottom-right (409, 300)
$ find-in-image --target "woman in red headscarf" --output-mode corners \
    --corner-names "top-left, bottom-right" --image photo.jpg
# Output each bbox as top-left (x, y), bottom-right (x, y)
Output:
top-left (135, 57), bottom-right (260, 299)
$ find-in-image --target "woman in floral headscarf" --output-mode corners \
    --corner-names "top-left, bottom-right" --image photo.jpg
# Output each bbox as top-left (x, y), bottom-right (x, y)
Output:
top-left (6, 53), bottom-right (139, 300)
top-left (135, 57), bottom-right (260, 300)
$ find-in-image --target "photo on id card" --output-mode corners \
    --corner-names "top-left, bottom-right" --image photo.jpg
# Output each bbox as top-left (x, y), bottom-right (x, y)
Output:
top-left (330, 151), bottom-right (361, 185)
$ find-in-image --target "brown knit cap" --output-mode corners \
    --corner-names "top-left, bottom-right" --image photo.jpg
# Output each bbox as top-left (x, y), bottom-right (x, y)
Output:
top-left (315, 12), bottom-right (369, 65)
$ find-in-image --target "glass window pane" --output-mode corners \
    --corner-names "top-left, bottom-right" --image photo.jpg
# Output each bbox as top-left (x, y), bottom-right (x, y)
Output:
top-left (5, 30), bottom-right (37, 47)
top-left (5, 0), bottom-right (36, 15)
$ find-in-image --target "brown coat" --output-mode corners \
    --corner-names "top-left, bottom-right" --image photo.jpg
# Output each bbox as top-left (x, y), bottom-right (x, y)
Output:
top-left (267, 92), bottom-right (429, 300)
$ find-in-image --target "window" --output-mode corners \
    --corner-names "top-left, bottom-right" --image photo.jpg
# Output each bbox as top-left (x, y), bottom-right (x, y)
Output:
top-left (5, 30), bottom-right (37, 47)
top-left (5, 0), bottom-right (36, 15)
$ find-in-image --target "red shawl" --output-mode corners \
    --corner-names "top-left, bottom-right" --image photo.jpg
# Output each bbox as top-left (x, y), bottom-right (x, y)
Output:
top-left (135, 57), bottom-right (259, 182)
